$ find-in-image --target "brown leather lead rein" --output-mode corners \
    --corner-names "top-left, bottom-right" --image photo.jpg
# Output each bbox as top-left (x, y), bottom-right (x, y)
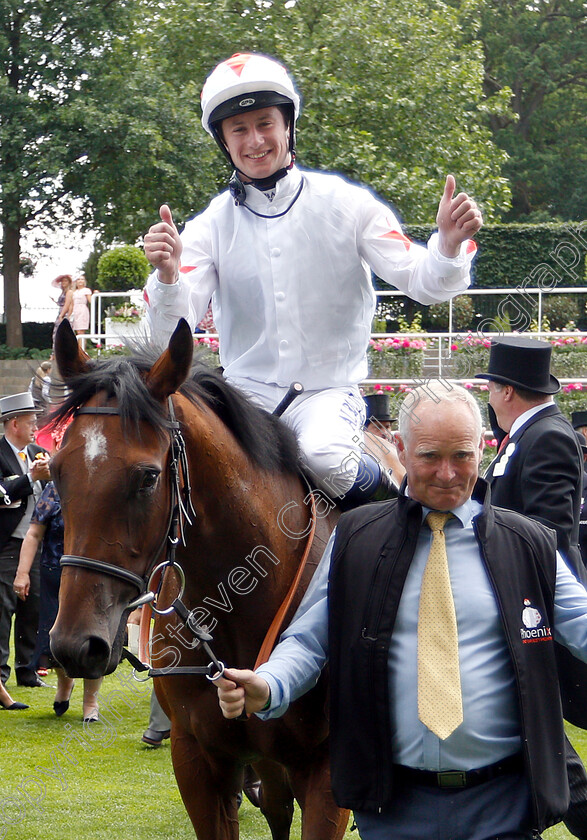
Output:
top-left (254, 490), bottom-right (317, 669)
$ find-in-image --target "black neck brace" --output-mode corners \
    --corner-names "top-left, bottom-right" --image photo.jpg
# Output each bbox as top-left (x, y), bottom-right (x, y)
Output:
top-left (248, 161), bottom-right (294, 191)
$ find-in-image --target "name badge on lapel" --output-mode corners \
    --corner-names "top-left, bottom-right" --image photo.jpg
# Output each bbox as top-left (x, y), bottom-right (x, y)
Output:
top-left (492, 441), bottom-right (516, 477)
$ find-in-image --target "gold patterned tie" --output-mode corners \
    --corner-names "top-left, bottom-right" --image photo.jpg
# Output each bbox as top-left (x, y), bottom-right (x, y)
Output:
top-left (417, 511), bottom-right (463, 739)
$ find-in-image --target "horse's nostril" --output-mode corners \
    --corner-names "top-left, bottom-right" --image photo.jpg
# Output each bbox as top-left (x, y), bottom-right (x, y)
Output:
top-left (50, 633), bottom-right (113, 679)
top-left (80, 635), bottom-right (112, 669)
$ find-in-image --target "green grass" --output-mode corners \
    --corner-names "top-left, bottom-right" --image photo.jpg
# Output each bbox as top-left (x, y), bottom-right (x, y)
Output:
top-left (0, 661), bottom-right (584, 839)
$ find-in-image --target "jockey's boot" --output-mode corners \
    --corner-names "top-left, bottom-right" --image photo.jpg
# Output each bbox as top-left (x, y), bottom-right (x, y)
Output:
top-left (337, 453), bottom-right (398, 511)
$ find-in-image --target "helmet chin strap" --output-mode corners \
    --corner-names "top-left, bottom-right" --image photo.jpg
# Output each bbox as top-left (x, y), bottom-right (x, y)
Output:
top-left (229, 156), bottom-right (295, 206)
top-left (243, 156), bottom-right (295, 191)
top-left (229, 166), bottom-right (305, 218)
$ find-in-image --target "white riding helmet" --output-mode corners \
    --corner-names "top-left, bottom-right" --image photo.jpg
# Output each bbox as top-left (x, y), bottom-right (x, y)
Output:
top-left (201, 52), bottom-right (300, 136)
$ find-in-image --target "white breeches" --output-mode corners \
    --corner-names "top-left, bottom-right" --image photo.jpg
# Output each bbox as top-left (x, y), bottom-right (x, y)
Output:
top-left (228, 379), bottom-right (366, 497)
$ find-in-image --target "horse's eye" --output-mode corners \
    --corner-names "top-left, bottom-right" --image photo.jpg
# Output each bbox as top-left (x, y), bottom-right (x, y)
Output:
top-left (139, 470), bottom-right (160, 492)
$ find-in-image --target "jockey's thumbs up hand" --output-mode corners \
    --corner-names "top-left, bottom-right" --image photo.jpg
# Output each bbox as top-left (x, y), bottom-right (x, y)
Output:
top-left (144, 203), bottom-right (183, 284)
top-left (215, 668), bottom-right (271, 719)
top-left (436, 174), bottom-right (483, 258)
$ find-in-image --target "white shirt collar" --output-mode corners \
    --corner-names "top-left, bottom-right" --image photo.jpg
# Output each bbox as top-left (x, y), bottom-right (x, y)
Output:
top-left (510, 401), bottom-right (552, 438)
top-left (402, 488), bottom-right (480, 528)
top-left (242, 165), bottom-right (302, 209)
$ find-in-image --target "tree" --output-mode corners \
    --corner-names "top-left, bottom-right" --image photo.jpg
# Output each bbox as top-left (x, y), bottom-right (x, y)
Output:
top-left (0, 0), bottom-right (140, 345)
top-left (145, 0), bottom-right (511, 224)
top-left (472, 0), bottom-right (587, 220)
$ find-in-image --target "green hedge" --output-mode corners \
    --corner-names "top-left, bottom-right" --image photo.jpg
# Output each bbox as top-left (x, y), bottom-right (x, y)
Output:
top-left (0, 322), bottom-right (53, 354)
top-left (404, 223), bottom-right (587, 290)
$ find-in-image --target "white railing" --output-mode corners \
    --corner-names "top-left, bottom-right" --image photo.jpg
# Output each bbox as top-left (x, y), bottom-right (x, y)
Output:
top-left (68, 287), bottom-right (587, 383)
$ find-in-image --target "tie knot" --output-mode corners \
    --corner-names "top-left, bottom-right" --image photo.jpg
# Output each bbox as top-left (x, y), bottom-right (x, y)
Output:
top-left (18, 451), bottom-right (27, 462)
top-left (426, 511), bottom-right (451, 533)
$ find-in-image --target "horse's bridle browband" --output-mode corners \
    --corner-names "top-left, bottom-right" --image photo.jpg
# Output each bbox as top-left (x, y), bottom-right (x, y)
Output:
top-left (60, 397), bottom-right (195, 599)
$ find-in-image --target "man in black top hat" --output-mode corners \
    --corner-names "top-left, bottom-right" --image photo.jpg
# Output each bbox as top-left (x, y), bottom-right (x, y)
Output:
top-left (364, 393), bottom-right (393, 438)
top-left (362, 393), bottom-right (405, 491)
top-left (477, 335), bottom-right (587, 839)
top-left (476, 336), bottom-right (583, 571)
top-left (573, 411), bottom-right (587, 447)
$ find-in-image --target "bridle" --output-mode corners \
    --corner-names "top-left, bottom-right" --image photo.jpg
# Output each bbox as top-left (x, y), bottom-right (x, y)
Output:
top-left (60, 397), bottom-right (195, 606)
top-left (59, 382), bottom-right (317, 684)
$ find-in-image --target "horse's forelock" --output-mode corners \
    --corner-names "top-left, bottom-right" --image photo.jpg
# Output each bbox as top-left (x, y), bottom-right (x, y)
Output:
top-left (46, 355), bottom-right (172, 438)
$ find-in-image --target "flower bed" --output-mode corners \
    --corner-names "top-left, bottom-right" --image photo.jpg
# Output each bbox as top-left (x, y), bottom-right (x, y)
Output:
top-left (368, 337), bottom-right (427, 379)
top-left (194, 335), bottom-right (221, 368)
top-left (442, 334), bottom-right (587, 381)
top-left (110, 303), bottom-right (144, 323)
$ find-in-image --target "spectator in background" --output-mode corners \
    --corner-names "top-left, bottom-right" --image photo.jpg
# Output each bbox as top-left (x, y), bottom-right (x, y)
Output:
top-left (71, 275), bottom-right (93, 336)
top-left (0, 393), bottom-right (50, 688)
top-left (0, 678), bottom-right (28, 710)
top-left (13, 481), bottom-right (103, 722)
top-left (573, 411), bottom-right (587, 449)
top-left (363, 392), bottom-right (405, 491)
top-left (51, 274), bottom-right (73, 344)
top-left (477, 336), bottom-right (587, 840)
top-left (28, 361), bottom-right (52, 416)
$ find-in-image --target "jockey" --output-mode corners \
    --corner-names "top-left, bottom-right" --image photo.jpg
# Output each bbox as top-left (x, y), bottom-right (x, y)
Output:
top-left (144, 52), bottom-right (483, 508)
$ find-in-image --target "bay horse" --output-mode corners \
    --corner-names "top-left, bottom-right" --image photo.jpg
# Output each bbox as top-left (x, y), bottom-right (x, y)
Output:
top-left (49, 318), bottom-right (348, 840)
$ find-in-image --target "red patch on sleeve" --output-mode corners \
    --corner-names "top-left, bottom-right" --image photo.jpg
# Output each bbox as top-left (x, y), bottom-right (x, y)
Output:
top-left (143, 289), bottom-right (150, 306)
top-left (179, 265), bottom-right (197, 274)
top-left (466, 240), bottom-right (478, 254)
top-left (379, 230), bottom-right (411, 251)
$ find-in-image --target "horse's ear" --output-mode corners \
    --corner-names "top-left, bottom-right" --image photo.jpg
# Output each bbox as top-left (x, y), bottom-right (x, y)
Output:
top-left (54, 319), bottom-right (91, 381)
top-left (146, 318), bottom-right (194, 402)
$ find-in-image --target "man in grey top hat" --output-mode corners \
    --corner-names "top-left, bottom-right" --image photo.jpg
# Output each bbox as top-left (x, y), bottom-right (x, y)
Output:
top-left (0, 392), bottom-right (50, 688)
top-left (477, 335), bottom-right (587, 839)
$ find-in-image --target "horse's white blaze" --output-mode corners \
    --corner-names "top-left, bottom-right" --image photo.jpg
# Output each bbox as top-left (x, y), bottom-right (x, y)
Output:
top-left (82, 421), bottom-right (108, 471)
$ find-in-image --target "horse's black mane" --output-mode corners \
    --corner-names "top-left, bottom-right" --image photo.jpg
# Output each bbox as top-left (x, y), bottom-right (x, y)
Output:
top-left (49, 349), bottom-right (302, 475)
